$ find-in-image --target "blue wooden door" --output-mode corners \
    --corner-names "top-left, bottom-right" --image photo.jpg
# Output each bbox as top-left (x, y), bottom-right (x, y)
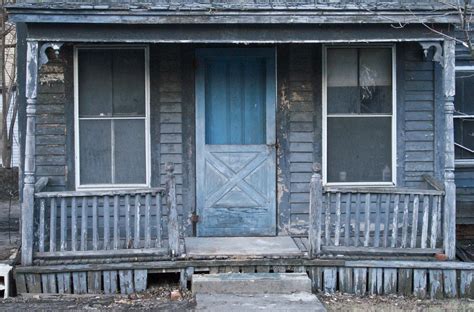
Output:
top-left (196, 48), bottom-right (276, 236)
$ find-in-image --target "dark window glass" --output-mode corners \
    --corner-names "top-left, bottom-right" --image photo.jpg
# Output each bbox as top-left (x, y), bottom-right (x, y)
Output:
top-left (454, 71), bottom-right (474, 160)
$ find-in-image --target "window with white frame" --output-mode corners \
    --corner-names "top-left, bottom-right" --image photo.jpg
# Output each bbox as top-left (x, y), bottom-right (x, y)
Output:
top-left (454, 67), bottom-right (474, 166)
top-left (75, 47), bottom-right (150, 188)
top-left (323, 46), bottom-right (396, 185)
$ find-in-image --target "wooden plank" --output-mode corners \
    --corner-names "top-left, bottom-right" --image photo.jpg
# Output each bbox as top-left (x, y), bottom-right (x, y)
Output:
top-left (374, 195), bottom-right (381, 248)
top-left (155, 194), bottom-right (162, 248)
top-left (383, 195), bottom-right (391, 248)
top-left (401, 195), bottom-right (409, 248)
top-left (134, 269), bottom-right (147, 292)
top-left (460, 270), bottom-right (474, 298)
top-left (180, 269), bottom-right (188, 290)
top-left (41, 273), bottom-right (57, 293)
top-left (26, 273), bottom-right (42, 293)
top-left (309, 166), bottom-right (323, 257)
top-left (35, 188), bottom-right (164, 198)
top-left (92, 196), bottom-right (98, 251)
top-left (334, 193), bottom-right (341, 247)
top-left (420, 195), bottom-right (429, 248)
top-left (413, 269), bottom-right (428, 299)
top-left (34, 247), bottom-right (168, 259)
top-left (242, 266), bottom-right (256, 273)
top-left (354, 194), bottom-right (361, 247)
top-left (39, 199), bottom-right (46, 253)
top-left (383, 268), bottom-right (397, 294)
top-left (81, 197), bottom-right (87, 251)
top-left (368, 268), bottom-right (383, 295)
top-left (398, 268), bottom-right (413, 296)
top-left (87, 271), bottom-right (101, 294)
top-left (72, 272), bottom-right (87, 294)
top-left (119, 270), bottom-right (134, 294)
top-left (166, 163), bottom-right (180, 256)
top-left (353, 268), bottom-right (367, 295)
top-left (57, 273), bottom-right (71, 294)
top-left (49, 198), bottom-right (57, 252)
top-left (71, 198), bottom-right (77, 252)
top-left (429, 269), bottom-right (444, 299)
top-left (15, 273), bottom-right (27, 294)
top-left (113, 195), bottom-right (119, 250)
top-left (322, 246), bottom-right (442, 256)
top-left (323, 267), bottom-right (337, 294)
top-left (134, 195), bottom-right (141, 249)
top-left (338, 267), bottom-right (353, 294)
top-left (104, 195), bottom-right (110, 250)
top-left (60, 198), bottom-right (67, 252)
top-left (443, 269), bottom-right (457, 298)
top-left (344, 193), bottom-right (351, 246)
top-left (410, 195), bottom-right (420, 248)
top-left (103, 271), bottom-right (118, 294)
top-left (125, 195), bottom-right (131, 248)
top-left (325, 187), bottom-right (444, 196)
top-left (256, 266), bottom-right (270, 273)
top-left (430, 196), bottom-right (440, 248)
top-left (364, 193), bottom-right (370, 247)
top-left (273, 266), bottom-right (286, 273)
top-left (325, 193), bottom-right (331, 246)
top-left (145, 194), bottom-right (151, 248)
top-left (391, 195), bottom-right (400, 248)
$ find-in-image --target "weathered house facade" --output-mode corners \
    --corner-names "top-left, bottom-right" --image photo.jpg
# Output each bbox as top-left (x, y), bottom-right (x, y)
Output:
top-left (7, 0), bottom-right (474, 298)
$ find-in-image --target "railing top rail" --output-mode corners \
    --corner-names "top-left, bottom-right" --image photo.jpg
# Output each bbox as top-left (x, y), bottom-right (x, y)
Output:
top-left (324, 186), bottom-right (445, 196)
top-left (35, 188), bottom-right (165, 199)
top-left (422, 174), bottom-right (445, 192)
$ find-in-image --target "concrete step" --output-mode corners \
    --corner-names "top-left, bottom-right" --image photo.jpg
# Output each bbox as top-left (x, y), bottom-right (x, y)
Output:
top-left (195, 292), bottom-right (326, 312)
top-left (192, 273), bottom-right (312, 295)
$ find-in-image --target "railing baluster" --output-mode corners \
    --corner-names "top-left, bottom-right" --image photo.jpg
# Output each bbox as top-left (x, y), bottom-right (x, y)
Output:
top-left (344, 193), bottom-right (351, 246)
top-left (113, 195), bottom-right (119, 250)
top-left (156, 193), bottom-right (162, 248)
top-left (391, 195), bottom-right (400, 248)
top-left (325, 193), bottom-right (331, 246)
top-left (125, 195), bottom-right (131, 248)
top-left (71, 197), bottom-right (77, 252)
top-left (334, 193), bottom-right (341, 247)
top-left (134, 195), bottom-right (141, 249)
top-left (92, 196), bottom-right (98, 251)
top-left (81, 197), bottom-right (87, 251)
top-left (430, 195), bottom-right (440, 248)
top-left (410, 195), bottom-right (420, 248)
top-left (39, 199), bottom-right (46, 253)
top-left (374, 194), bottom-right (381, 248)
top-left (364, 193), bottom-right (371, 247)
top-left (355, 193), bottom-right (361, 247)
top-left (49, 198), bottom-right (56, 252)
top-left (421, 195), bottom-right (430, 249)
top-left (60, 198), bottom-right (67, 251)
top-left (104, 196), bottom-right (110, 250)
top-left (383, 194), bottom-right (391, 248)
top-left (145, 193), bottom-right (151, 248)
top-left (401, 194), bottom-right (409, 248)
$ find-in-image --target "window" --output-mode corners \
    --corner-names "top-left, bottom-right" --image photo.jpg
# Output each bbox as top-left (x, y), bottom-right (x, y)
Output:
top-left (454, 67), bottom-right (474, 166)
top-left (323, 46), bottom-right (396, 185)
top-left (74, 46), bottom-right (150, 188)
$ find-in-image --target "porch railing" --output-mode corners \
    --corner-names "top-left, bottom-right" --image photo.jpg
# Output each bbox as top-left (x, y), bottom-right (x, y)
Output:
top-left (309, 164), bottom-right (445, 257)
top-left (31, 163), bottom-right (180, 261)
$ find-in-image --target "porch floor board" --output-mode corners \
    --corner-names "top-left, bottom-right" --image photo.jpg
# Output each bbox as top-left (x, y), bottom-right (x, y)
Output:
top-left (184, 236), bottom-right (304, 258)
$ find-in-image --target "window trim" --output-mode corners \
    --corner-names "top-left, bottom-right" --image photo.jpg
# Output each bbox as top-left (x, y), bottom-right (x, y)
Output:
top-left (454, 66), bottom-right (474, 167)
top-left (73, 45), bottom-right (151, 190)
top-left (322, 44), bottom-right (397, 186)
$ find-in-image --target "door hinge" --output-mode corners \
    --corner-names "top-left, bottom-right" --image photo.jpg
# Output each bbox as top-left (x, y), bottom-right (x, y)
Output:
top-left (191, 213), bottom-right (200, 223)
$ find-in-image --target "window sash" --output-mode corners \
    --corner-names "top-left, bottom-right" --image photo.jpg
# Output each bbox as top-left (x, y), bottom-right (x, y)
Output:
top-left (74, 45), bottom-right (151, 189)
top-left (322, 45), bottom-right (397, 186)
top-left (454, 67), bottom-right (474, 165)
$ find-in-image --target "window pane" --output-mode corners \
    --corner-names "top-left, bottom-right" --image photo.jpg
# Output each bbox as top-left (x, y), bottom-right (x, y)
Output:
top-left (112, 50), bottom-right (146, 117)
top-left (78, 50), bottom-right (113, 117)
top-left (455, 118), bottom-right (474, 159)
top-left (114, 120), bottom-right (146, 184)
top-left (327, 117), bottom-right (392, 183)
top-left (455, 71), bottom-right (474, 115)
top-left (80, 120), bottom-right (112, 184)
top-left (327, 49), bottom-right (359, 114)
top-left (359, 48), bottom-right (392, 114)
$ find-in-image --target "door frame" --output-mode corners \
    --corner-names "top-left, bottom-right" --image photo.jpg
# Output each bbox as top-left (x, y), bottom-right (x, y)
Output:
top-left (195, 47), bottom-right (277, 236)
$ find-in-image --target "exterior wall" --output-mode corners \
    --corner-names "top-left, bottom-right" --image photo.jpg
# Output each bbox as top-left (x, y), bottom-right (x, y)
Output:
top-left (34, 43), bottom-right (440, 235)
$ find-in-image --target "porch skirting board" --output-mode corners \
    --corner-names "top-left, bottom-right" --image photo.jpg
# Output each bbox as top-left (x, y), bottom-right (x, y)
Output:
top-left (13, 259), bottom-right (474, 299)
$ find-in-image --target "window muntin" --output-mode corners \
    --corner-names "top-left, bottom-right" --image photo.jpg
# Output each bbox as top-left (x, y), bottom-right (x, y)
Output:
top-left (454, 69), bottom-right (474, 163)
top-left (324, 46), bottom-right (396, 185)
top-left (75, 47), bottom-right (149, 188)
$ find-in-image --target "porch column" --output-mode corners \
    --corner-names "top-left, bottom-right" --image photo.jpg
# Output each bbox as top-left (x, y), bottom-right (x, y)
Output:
top-left (443, 39), bottom-right (456, 260)
top-left (21, 40), bottom-right (39, 265)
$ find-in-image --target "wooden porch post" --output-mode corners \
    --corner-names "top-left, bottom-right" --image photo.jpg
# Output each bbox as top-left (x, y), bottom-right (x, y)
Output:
top-left (21, 40), bottom-right (39, 265)
top-left (309, 163), bottom-right (323, 258)
top-left (443, 39), bottom-right (456, 260)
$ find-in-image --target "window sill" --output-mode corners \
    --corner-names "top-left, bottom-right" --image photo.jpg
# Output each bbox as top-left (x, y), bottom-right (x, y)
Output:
top-left (455, 160), bottom-right (474, 168)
